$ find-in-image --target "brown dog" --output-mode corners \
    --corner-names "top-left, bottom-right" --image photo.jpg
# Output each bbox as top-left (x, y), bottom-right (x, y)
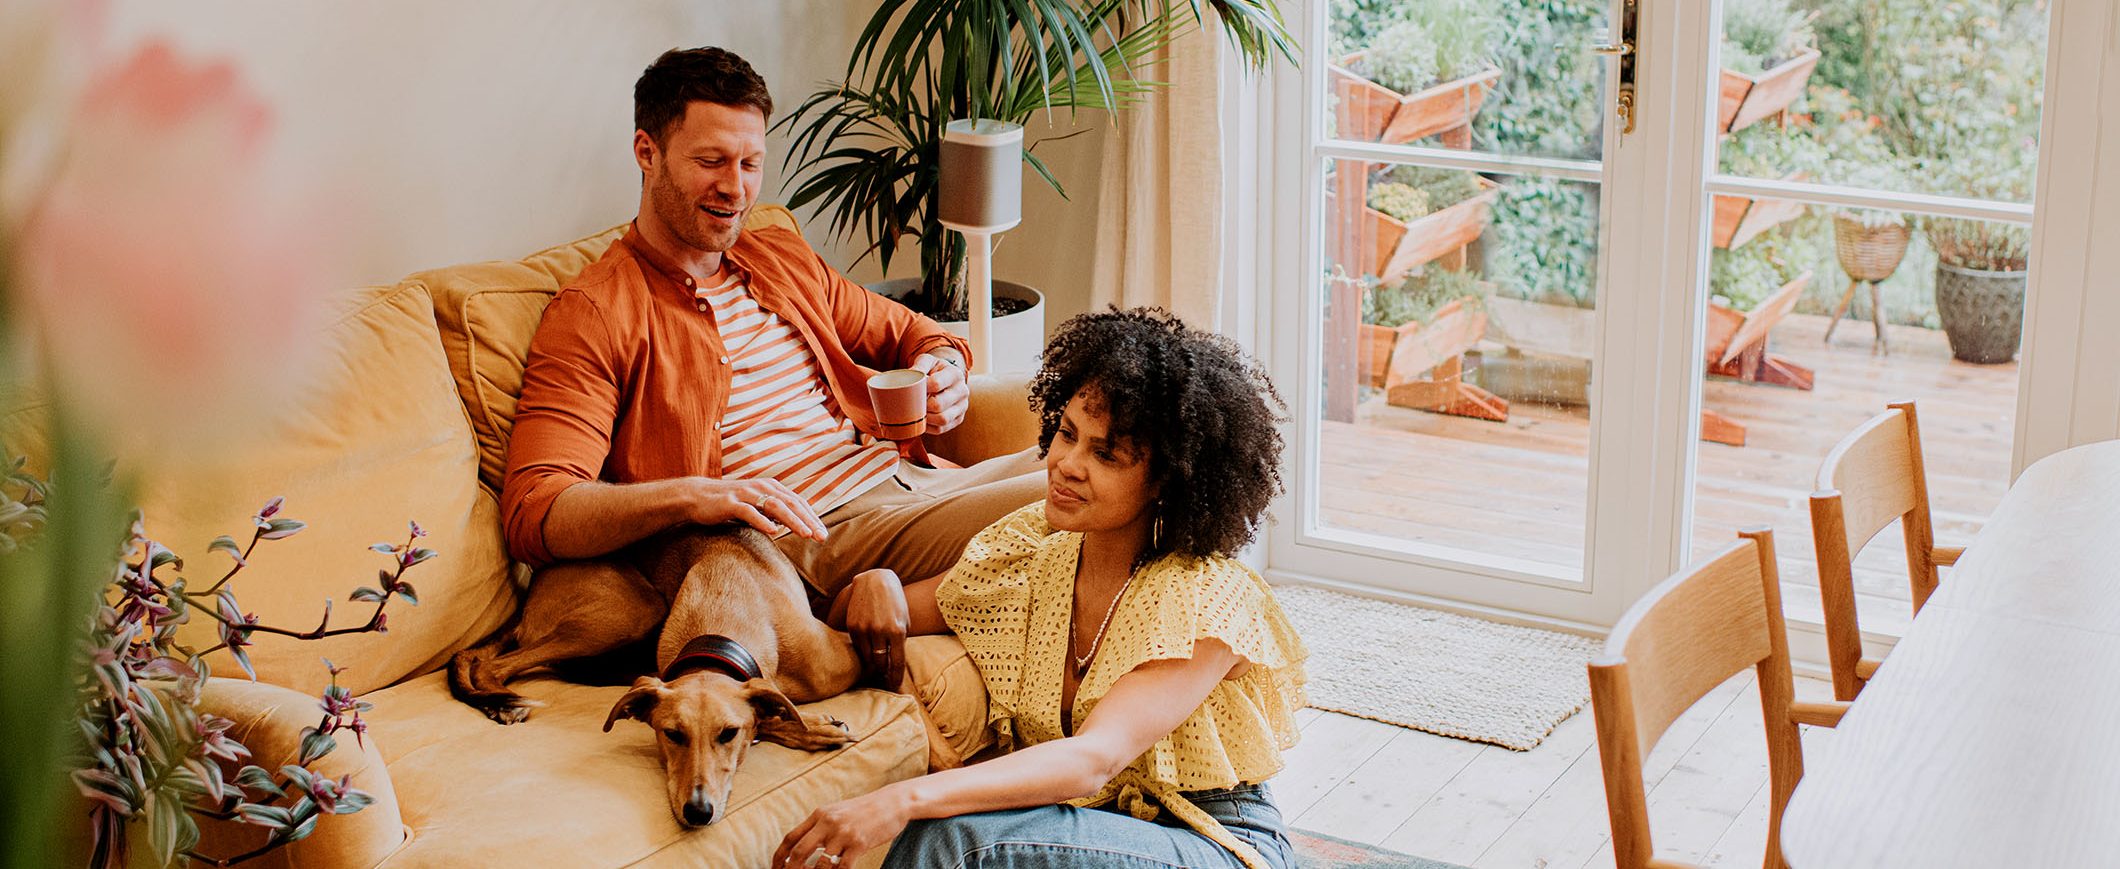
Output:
top-left (449, 525), bottom-right (956, 828)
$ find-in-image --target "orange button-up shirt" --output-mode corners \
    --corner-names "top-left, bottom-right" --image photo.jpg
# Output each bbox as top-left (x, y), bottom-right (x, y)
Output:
top-left (499, 222), bottom-right (970, 566)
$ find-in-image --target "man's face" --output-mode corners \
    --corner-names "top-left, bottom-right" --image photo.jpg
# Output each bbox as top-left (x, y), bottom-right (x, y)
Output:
top-left (636, 101), bottom-right (766, 255)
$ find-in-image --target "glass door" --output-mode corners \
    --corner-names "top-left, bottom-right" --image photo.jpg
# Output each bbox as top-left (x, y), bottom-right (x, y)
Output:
top-left (1269, 0), bottom-right (2055, 630)
top-left (1276, 0), bottom-right (1681, 624)
top-left (1685, 0), bottom-right (2047, 635)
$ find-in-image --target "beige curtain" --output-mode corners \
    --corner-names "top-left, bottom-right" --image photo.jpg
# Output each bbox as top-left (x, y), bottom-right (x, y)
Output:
top-left (1090, 31), bottom-right (1224, 330)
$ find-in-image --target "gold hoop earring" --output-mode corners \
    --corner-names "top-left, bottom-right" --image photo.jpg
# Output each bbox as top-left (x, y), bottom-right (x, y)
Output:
top-left (1152, 507), bottom-right (1163, 550)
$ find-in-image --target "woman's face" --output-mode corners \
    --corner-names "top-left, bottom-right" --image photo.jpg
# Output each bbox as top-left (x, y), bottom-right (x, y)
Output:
top-left (1045, 387), bottom-right (1159, 536)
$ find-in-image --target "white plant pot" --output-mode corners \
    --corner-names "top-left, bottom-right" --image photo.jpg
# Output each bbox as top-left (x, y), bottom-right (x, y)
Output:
top-left (869, 277), bottom-right (1047, 374)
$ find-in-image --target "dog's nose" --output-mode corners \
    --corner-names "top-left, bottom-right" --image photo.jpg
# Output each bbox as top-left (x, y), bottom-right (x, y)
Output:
top-left (681, 786), bottom-right (715, 827)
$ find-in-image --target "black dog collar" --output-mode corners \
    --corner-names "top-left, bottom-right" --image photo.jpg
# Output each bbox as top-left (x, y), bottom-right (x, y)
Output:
top-left (662, 634), bottom-right (764, 683)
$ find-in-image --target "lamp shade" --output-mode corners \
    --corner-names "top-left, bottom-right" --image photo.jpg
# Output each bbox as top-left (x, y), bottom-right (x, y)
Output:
top-left (938, 119), bottom-right (1023, 233)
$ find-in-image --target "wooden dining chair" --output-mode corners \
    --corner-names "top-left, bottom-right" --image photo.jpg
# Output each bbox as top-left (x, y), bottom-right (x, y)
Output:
top-left (1808, 400), bottom-right (1963, 701)
top-left (1589, 528), bottom-right (1850, 869)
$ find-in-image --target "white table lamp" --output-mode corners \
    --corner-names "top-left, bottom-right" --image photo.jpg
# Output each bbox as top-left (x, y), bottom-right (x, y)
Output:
top-left (938, 119), bottom-right (1023, 376)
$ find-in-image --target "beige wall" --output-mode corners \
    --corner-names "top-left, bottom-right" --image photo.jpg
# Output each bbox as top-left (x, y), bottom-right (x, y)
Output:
top-left (104, 1), bottom-right (1105, 333)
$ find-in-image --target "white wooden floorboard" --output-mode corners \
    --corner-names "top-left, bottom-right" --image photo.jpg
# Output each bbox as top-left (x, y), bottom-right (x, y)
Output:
top-left (1273, 711), bottom-right (1402, 821)
top-left (1373, 711), bottom-right (1599, 865)
top-left (1284, 673), bottom-right (1836, 868)
top-left (1292, 725), bottom-right (1486, 844)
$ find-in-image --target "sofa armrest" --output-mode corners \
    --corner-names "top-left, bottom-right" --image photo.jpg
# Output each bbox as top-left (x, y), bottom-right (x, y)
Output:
top-left (903, 634), bottom-right (993, 762)
top-left (191, 677), bottom-right (407, 869)
top-left (926, 372), bottom-right (1040, 467)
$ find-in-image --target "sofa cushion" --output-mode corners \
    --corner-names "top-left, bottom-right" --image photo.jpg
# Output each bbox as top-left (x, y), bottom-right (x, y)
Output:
top-left (364, 669), bottom-right (926, 868)
top-left (418, 206), bottom-right (802, 495)
top-left (141, 283), bottom-right (516, 696)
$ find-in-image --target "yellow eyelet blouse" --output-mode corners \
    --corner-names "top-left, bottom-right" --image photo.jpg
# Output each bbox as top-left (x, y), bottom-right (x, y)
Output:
top-left (935, 502), bottom-right (1310, 869)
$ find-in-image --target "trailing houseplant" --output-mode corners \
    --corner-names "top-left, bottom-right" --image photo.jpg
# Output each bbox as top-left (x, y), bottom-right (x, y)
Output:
top-left (776, 0), bottom-right (1296, 319)
top-left (67, 495), bottom-right (435, 867)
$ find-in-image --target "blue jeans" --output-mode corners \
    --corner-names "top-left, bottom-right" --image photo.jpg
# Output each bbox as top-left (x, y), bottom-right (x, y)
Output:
top-left (882, 783), bottom-right (1296, 869)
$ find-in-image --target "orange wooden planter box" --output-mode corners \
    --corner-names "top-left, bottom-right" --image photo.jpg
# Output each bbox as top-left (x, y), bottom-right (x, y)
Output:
top-left (1718, 48), bottom-right (1821, 134)
top-left (1331, 59), bottom-right (1502, 145)
top-left (1331, 177), bottom-right (1501, 282)
top-left (1711, 174), bottom-right (1808, 249)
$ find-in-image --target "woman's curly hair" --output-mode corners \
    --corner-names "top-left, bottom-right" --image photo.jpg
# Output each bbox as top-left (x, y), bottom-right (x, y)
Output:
top-left (1029, 307), bottom-right (1287, 561)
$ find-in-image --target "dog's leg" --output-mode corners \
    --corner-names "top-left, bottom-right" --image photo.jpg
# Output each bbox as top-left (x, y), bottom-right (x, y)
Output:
top-left (450, 559), bottom-right (665, 725)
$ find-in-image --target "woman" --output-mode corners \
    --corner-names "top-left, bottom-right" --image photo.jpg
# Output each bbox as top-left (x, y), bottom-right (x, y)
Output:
top-left (775, 308), bottom-right (1307, 869)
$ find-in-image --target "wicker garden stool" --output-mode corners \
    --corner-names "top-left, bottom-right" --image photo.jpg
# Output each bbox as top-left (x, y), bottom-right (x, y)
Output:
top-left (1826, 214), bottom-right (1911, 354)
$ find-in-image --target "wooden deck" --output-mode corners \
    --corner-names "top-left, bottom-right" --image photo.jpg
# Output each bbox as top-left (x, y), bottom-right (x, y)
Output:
top-left (1319, 312), bottom-right (2019, 630)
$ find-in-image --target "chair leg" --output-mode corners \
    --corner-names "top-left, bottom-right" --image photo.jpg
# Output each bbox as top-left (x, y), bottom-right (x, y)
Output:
top-left (1824, 279), bottom-right (1860, 343)
top-left (1868, 279), bottom-right (1889, 355)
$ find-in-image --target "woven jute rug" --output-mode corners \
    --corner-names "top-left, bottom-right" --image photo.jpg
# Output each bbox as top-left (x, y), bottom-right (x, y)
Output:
top-left (1273, 585), bottom-right (1600, 751)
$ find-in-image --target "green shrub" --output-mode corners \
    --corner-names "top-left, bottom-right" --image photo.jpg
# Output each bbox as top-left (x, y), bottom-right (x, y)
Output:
top-left (1368, 182), bottom-right (1433, 223)
top-left (1364, 268), bottom-right (1490, 328)
top-left (1722, 0), bottom-right (1816, 75)
top-left (1361, 19), bottom-right (1440, 93)
top-left (1381, 164), bottom-right (1485, 211)
top-left (1484, 177), bottom-right (1599, 307)
top-left (1346, 0), bottom-right (1497, 93)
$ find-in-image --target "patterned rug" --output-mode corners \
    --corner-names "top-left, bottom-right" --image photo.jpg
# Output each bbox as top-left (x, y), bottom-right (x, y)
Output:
top-left (1273, 585), bottom-right (1601, 750)
top-left (1290, 829), bottom-right (1473, 869)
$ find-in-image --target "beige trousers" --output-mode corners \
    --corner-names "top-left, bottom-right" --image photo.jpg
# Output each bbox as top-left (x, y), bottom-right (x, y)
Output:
top-left (774, 446), bottom-right (1046, 599)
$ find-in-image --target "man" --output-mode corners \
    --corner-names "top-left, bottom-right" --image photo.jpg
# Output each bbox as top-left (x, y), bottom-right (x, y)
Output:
top-left (500, 47), bottom-right (1044, 680)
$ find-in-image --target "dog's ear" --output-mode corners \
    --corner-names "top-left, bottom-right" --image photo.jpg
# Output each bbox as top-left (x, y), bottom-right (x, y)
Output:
top-left (603, 676), bottom-right (666, 733)
top-left (739, 678), bottom-right (803, 725)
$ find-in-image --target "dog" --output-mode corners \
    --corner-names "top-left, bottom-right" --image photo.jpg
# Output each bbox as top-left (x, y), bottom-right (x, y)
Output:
top-left (449, 525), bottom-right (958, 828)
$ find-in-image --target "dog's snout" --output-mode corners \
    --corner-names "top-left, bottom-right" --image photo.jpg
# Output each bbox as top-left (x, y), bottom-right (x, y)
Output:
top-left (681, 785), bottom-right (715, 827)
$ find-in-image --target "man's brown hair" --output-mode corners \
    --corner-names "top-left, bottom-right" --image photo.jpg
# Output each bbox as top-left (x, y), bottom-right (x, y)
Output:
top-left (633, 47), bottom-right (773, 144)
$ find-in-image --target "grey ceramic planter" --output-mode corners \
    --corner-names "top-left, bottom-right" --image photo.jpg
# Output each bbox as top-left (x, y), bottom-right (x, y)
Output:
top-left (1934, 262), bottom-right (2026, 364)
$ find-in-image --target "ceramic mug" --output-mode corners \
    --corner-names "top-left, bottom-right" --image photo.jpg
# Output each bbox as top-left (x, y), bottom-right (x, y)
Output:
top-left (866, 368), bottom-right (928, 440)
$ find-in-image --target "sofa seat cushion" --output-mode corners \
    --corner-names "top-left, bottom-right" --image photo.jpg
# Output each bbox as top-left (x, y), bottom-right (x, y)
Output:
top-left (365, 669), bottom-right (926, 868)
top-left (418, 206), bottom-right (802, 495)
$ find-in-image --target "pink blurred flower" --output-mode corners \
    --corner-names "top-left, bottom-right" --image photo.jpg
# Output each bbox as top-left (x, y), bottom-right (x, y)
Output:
top-left (15, 39), bottom-right (328, 450)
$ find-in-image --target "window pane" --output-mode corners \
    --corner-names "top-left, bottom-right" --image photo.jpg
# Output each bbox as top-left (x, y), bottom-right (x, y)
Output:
top-left (1714, 0), bottom-right (2045, 203)
top-left (1318, 159), bottom-right (1602, 573)
top-left (1326, 0), bottom-right (1608, 161)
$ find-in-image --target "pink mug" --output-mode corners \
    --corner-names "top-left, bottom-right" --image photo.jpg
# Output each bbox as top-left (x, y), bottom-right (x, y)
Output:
top-left (867, 368), bottom-right (928, 441)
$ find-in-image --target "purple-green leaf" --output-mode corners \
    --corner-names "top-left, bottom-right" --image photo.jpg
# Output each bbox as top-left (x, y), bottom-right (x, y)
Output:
top-left (209, 534), bottom-right (244, 563)
top-left (298, 727), bottom-right (338, 765)
top-left (368, 542), bottom-right (395, 554)
top-left (260, 517), bottom-right (307, 539)
top-left (394, 583), bottom-right (418, 606)
top-left (348, 586), bottom-right (385, 604)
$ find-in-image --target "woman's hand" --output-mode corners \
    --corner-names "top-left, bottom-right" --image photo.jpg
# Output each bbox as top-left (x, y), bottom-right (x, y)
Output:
top-left (774, 788), bottom-right (912, 869)
top-left (842, 568), bottom-right (909, 688)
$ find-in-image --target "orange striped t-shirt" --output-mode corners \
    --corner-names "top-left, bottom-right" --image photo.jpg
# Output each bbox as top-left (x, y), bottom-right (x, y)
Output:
top-left (698, 276), bottom-right (899, 514)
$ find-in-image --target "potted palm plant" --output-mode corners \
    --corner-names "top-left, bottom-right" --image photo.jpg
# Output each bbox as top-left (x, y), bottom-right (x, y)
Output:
top-left (776, 0), bottom-right (1294, 370)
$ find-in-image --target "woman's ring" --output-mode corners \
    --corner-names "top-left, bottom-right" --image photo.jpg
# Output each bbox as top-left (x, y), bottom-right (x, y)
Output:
top-left (803, 847), bottom-right (839, 868)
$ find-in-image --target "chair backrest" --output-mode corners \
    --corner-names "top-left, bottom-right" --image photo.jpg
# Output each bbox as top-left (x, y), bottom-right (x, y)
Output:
top-left (1808, 400), bottom-right (1940, 699)
top-left (1589, 528), bottom-right (1806, 869)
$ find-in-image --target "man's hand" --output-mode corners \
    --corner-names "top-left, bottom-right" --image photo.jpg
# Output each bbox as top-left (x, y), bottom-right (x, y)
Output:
top-left (684, 477), bottom-right (828, 541)
top-left (840, 568), bottom-right (909, 688)
top-left (912, 352), bottom-right (969, 435)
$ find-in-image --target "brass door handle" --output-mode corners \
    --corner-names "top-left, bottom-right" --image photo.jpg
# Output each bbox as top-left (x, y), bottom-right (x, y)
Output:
top-left (1599, 4), bottom-right (1639, 134)
top-left (1590, 42), bottom-right (1632, 56)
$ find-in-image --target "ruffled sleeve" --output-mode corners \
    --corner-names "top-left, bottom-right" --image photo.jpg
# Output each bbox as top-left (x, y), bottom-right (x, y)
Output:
top-left (1077, 555), bottom-right (1310, 793)
top-left (935, 501), bottom-right (1058, 747)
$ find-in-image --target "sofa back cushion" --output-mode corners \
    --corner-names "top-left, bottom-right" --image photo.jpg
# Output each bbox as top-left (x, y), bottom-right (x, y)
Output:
top-left (417, 206), bottom-right (799, 496)
top-left (138, 282), bottom-right (516, 696)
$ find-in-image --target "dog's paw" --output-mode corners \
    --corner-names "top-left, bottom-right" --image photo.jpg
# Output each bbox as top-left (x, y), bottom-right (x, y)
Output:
top-left (478, 698), bottom-right (544, 725)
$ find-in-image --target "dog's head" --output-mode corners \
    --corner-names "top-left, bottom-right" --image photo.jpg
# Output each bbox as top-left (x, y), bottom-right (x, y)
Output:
top-left (602, 672), bottom-right (847, 827)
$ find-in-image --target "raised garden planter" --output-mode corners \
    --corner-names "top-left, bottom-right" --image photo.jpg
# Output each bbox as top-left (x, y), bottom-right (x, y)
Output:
top-left (1331, 176), bottom-right (1501, 283)
top-left (1718, 48), bottom-right (1822, 134)
top-left (1331, 58), bottom-right (1503, 146)
top-left (1711, 174), bottom-right (1808, 249)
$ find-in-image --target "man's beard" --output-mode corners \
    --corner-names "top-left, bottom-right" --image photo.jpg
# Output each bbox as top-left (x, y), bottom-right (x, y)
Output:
top-left (649, 166), bottom-right (743, 253)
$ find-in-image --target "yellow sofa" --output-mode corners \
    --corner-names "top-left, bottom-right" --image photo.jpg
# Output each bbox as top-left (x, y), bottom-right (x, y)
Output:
top-left (144, 207), bottom-right (1030, 868)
